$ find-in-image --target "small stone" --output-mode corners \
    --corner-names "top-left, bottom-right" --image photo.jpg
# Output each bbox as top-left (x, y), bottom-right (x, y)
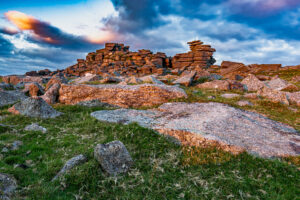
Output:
top-left (52, 154), bottom-right (87, 181)
top-left (94, 141), bottom-right (133, 176)
top-left (24, 123), bottom-right (47, 133)
top-left (2, 147), bottom-right (9, 153)
top-left (0, 173), bottom-right (17, 200)
top-left (237, 100), bottom-right (253, 106)
top-left (221, 93), bottom-right (240, 99)
top-left (11, 141), bottom-right (23, 151)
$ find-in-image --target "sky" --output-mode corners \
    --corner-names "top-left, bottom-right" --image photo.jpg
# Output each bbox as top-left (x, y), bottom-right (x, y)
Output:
top-left (1, 0), bottom-right (300, 75)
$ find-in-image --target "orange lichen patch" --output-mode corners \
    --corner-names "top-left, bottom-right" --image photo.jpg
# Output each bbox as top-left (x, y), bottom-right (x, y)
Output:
top-left (8, 105), bottom-right (20, 115)
top-left (156, 128), bottom-right (245, 155)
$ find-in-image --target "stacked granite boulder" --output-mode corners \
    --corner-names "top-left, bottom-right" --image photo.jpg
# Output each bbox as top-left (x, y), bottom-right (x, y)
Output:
top-left (172, 40), bottom-right (216, 70)
top-left (64, 43), bottom-right (170, 77)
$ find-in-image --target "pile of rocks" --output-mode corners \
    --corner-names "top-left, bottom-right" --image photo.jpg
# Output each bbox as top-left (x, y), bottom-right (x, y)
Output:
top-left (172, 40), bottom-right (216, 70)
top-left (64, 43), bottom-right (170, 77)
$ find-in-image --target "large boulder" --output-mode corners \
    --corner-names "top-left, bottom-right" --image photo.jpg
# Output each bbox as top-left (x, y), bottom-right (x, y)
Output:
top-left (8, 97), bottom-right (62, 118)
top-left (94, 141), bottom-right (133, 176)
top-left (173, 71), bottom-right (196, 86)
top-left (91, 102), bottom-right (300, 158)
top-left (40, 83), bottom-right (60, 104)
top-left (196, 80), bottom-right (230, 90)
top-left (241, 74), bottom-right (265, 92)
top-left (220, 61), bottom-right (250, 80)
top-left (46, 73), bottom-right (68, 90)
top-left (0, 173), bottom-right (17, 200)
top-left (257, 87), bottom-right (289, 105)
top-left (58, 84), bottom-right (187, 108)
top-left (265, 78), bottom-right (298, 91)
top-left (23, 82), bottom-right (45, 97)
top-left (286, 92), bottom-right (300, 106)
top-left (0, 91), bottom-right (28, 107)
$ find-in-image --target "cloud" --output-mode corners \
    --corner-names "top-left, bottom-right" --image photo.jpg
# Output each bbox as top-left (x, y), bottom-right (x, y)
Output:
top-left (0, 27), bottom-right (19, 35)
top-left (0, 34), bottom-right (15, 56)
top-left (4, 11), bottom-right (117, 50)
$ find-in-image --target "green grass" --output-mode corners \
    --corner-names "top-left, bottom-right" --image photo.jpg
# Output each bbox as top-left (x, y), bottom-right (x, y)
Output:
top-left (0, 76), bottom-right (3, 83)
top-left (0, 104), bottom-right (299, 199)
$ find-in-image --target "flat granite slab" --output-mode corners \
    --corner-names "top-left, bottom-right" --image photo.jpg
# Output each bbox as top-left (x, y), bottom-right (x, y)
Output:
top-left (91, 102), bottom-right (300, 158)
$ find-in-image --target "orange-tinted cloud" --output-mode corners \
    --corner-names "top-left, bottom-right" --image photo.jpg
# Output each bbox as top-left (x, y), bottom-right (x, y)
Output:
top-left (4, 10), bottom-right (118, 48)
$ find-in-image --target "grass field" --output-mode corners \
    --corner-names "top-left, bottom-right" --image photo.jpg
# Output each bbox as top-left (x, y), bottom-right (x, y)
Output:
top-left (0, 103), bottom-right (299, 199)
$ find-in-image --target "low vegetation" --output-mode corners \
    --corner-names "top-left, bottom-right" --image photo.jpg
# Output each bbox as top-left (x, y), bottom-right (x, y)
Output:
top-left (0, 104), bottom-right (299, 199)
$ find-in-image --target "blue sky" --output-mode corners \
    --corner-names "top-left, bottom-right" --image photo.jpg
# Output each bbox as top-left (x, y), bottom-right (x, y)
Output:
top-left (1, 0), bottom-right (300, 75)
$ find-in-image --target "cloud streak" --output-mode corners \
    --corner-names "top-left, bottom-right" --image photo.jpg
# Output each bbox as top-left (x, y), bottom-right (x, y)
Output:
top-left (4, 11), bottom-right (117, 50)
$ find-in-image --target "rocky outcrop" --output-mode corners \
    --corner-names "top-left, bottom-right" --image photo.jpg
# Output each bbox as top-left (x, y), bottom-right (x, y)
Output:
top-left (58, 84), bottom-right (187, 108)
top-left (265, 78), bottom-right (298, 91)
top-left (172, 40), bottom-right (216, 70)
top-left (196, 80), bottom-right (244, 91)
top-left (45, 73), bottom-right (68, 90)
top-left (173, 71), bottom-right (196, 86)
top-left (64, 43), bottom-right (170, 77)
top-left (91, 102), bottom-right (300, 157)
top-left (94, 141), bottom-right (133, 176)
top-left (0, 91), bottom-right (28, 107)
top-left (8, 97), bottom-right (62, 118)
top-left (3, 75), bottom-right (50, 85)
top-left (72, 74), bottom-right (101, 84)
top-left (219, 61), bottom-right (250, 80)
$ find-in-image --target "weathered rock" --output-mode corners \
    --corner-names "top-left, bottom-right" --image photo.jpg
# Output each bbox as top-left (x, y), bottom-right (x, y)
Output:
top-left (24, 123), bottom-right (47, 133)
top-left (0, 173), bottom-right (17, 200)
top-left (237, 100), bottom-right (253, 106)
top-left (8, 97), bottom-right (62, 118)
top-left (59, 84), bottom-right (187, 108)
top-left (244, 93), bottom-right (259, 99)
top-left (91, 102), bottom-right (300, 157)
top-left (291, 75), bottom-right (300, 83)
top-left (0, 91), bottom-right (28, 107)
top-left (256, 75), bottom-right (271, 81)
top-left (249, 64), bottom-right (281, 74)
top-left (241, 74), bottom-right (265, 92)
top-left (77, 99), bottom-right (120, 108)
top-left (40, 83), bottom-right (60, 104)
top-left (173, 71), bottom-right (196, 86)
top-left (196, 80), bottom-right (230, 90)
top-left (220, 61), bottom-right (250, 80)
top-left (72, 74), bottom-right (101, 84)
top-left (99, 76), bottom-right (121, 84)
top-left (140, 75), bottom-right (164, 85)
top-left (94, 141), bottom-right (133, 176)
top-left (11, 141), bottom-right (23, 151)
top-left (46, 73), bottom-right (68, 90)
top-left (23, 82), bottom-right (44, 97)
top-left (52, 154), bottom-right (87, 181)
top-left (286, 92), bottom-right (300, 106)
top-left (125, 77), bottom-right (142, 84)
top-left (221, 93), bottom-right (240, 99)
top-left (0, 83), bottom-right (13, 90)
top-left (257, 87), bottom-right (289, 105)
top-left (265, 78), bottom-right (298, 91)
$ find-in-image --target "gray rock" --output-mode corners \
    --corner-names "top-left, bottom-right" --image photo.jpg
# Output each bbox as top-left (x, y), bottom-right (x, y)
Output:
top-left (221, 93), bottom-right (241, 99)
top-left (11, 141), bottom-right (23, 151)
top-left (52, 154), bottom-right (87, 181)
top-left (94, 141), bottom-right (133, 176)
top-left (0, 173), bottom-right (17, 200)
top-left (0, 83), bottom-right (13, 90)
top-left (209, 74), bottom-right (223, 80)
top-left (10, 97), bottom-right (62, 119)
top-left (24, 123), bottom-right (47, 133)
top-left (140, 75), bottom-right (164, 85)
top-left (0, 91), bottom-right (28, 107)
top-left (1, 147), bottom-right (9, 153)
top-left (91, 102), bottom-right (300, 158)
top-left (77, 100), bottom-right (120, 108)
top-left (237, 100), bottom-right (253, 107)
